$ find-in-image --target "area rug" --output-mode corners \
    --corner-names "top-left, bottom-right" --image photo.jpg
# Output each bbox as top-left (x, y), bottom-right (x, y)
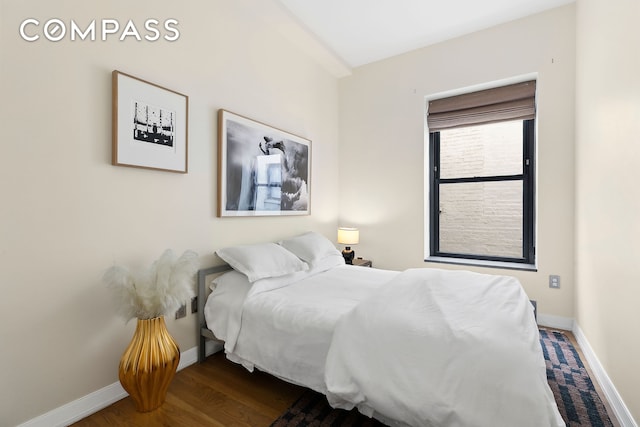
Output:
top-left (270, 329), bottom-right (613, 427)
top-left (540, 329), bottom-right (613, 427)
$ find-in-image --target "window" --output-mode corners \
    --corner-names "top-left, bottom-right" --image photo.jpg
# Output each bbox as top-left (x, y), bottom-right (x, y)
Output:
top-left (427, 81), bottom-right (536, 267)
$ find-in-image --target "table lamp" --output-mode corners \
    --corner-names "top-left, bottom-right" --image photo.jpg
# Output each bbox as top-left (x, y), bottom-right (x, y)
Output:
top-left (337, 227), bottom-right (359, 264)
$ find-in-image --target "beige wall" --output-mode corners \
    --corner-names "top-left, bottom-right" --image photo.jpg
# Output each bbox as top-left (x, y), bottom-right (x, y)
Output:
top-left (6, 1), bottom-right (638, 425)
top-left (338, 5), bottom-right (576, 319)
top-left (0, 1), bottom-right (340, 425)
top-left (575, 0), bottom-right (640, 420)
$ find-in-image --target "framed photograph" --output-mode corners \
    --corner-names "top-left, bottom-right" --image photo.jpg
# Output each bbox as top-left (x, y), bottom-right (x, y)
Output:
top-left (218, 109), bottom-right (311, 217)
top-left (112, 70), bottom-right (188, 173)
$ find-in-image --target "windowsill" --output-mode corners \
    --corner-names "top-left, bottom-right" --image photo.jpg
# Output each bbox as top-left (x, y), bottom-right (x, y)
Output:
top-left (425, 256), bottom-right (537, 272)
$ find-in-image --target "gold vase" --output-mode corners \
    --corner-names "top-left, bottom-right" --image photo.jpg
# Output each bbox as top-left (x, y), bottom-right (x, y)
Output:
top-left (118, 316), bottom-right (180, 412)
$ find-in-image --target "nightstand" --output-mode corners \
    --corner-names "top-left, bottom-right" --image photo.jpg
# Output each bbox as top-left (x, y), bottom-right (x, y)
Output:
top-left (351, 258), bottom-right (372, 267)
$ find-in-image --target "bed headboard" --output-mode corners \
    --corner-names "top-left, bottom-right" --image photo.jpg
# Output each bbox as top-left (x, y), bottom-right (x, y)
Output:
top-left (197, 264), bottom-right (232, 362)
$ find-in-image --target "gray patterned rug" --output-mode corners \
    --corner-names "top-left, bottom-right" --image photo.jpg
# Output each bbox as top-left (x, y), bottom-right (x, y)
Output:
top-left (270, 329), bottom-right (614, 427)
top-left (540, 329), bottom-right (613, 427)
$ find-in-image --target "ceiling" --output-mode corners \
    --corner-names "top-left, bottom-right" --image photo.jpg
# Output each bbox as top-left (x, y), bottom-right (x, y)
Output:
top-left (277, 0), bottom-right (574, 69)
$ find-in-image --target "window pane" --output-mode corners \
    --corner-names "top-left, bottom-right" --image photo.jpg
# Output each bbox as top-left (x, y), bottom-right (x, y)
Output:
top-left (439, 181), bottom-right (523, 258)
top-left (440, 121), bottom-right (522, 179)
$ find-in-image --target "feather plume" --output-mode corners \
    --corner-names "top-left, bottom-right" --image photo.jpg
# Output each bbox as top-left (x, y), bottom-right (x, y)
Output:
top-left (104, 249), bottom-right (199, 321)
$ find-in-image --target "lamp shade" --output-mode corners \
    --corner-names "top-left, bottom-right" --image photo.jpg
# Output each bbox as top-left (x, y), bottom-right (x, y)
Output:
top-left (337, 227), bottom-right (359, 245)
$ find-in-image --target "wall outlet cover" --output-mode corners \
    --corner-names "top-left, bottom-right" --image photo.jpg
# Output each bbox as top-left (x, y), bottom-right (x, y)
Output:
top-left (175, 304), bottom-right (187, 319)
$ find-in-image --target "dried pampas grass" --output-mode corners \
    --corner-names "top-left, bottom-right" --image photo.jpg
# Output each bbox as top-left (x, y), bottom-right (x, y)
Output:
top-left (104, 249), bottom-right (199, 321)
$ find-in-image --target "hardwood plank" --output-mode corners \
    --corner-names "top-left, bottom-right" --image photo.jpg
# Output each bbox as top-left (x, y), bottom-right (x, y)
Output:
top-left (71, 353), bottom-right (303, 427)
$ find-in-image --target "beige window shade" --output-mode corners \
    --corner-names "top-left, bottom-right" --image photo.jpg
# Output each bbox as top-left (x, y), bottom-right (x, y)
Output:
top-left (427, 80), bottom-right (536, 132)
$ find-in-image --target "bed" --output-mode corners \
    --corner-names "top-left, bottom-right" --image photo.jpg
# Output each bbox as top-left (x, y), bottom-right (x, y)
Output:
top-left (197, 232), bottom-right (565, 427)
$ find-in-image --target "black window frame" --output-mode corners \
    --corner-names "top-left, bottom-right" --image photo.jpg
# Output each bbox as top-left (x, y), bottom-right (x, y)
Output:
top-left (428, 119), bottom-right (535, 266)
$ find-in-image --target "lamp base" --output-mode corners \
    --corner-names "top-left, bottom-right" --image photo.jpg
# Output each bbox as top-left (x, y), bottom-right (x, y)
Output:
top-left (342, 247), bottom-right (355, 265)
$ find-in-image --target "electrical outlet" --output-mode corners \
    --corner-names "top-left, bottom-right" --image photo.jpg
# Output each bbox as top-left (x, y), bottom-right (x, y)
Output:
top-left (175, 304), bottom-right (187, 319)
top-left (191, 296), bottom-right (198, 314)
top-left (549, 275), bottom-right (560, 289)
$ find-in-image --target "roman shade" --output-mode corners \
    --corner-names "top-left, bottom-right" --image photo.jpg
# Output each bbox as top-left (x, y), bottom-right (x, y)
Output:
top-left (427, 80), bottom-right (536, 132)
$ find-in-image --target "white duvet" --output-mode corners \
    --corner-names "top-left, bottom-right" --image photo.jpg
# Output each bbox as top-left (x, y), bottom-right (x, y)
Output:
top-left (324, 268), bottom-right (565, 427)
top-left (206, 265), bottom-right (399, 392)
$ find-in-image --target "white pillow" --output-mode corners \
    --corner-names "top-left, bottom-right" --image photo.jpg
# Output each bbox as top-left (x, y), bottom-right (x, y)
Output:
top-left (209, 269), bottom-right (251, 291)
top-left (216, 242), bottom-right (308, 282)
top-left (309, 253), bottom-right (345, 273)
top-left (279, 231), bottom-right (341, 263)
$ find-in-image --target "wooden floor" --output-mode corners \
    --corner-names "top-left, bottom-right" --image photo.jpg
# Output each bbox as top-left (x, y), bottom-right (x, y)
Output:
top-left (71, 352), bottom-right (304, 427)
top-left (73, 330), bottom-right (620, 427)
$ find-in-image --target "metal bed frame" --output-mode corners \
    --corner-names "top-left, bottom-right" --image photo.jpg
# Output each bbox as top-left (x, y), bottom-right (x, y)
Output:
top-left (196, 264), bottom-right (232, 362)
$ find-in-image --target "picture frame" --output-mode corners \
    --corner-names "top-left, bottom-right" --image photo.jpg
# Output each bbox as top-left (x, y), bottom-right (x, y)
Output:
top-left (217, 109), bottom-right (311, 217)
top-left (112, 70), bottom-right (189, 173)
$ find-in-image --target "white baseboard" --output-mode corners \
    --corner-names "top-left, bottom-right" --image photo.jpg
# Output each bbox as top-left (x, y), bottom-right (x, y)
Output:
top-left (572, 323), bottom-right (638, 427)
top-left (537, 313), bottom-right (575, 331)
top-left (17, 345), bottom-right (215, 427)
top-left (177, 346), bottom-right (198, 370)
top-left (16, 381), bottom-right (127, 427)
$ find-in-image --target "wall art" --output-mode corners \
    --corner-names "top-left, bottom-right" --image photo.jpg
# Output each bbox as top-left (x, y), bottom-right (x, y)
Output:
top-left (218, 109), bottom-right (311, 216)
top-left (112, 70), bottom-right (188, 173)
